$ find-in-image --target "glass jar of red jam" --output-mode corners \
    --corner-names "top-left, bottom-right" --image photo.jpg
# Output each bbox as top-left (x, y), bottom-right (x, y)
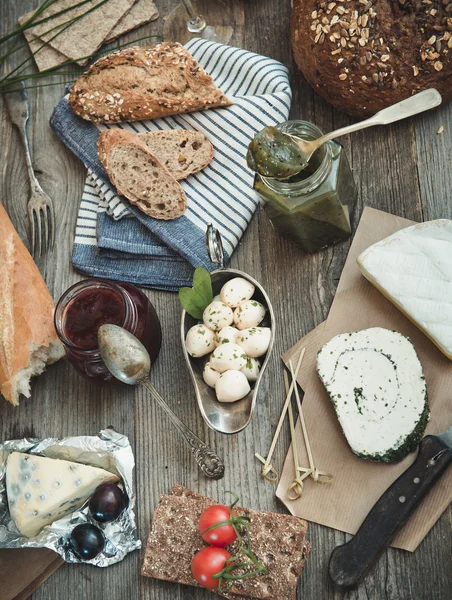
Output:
top-left (54, 279), bottom-right (162, 384)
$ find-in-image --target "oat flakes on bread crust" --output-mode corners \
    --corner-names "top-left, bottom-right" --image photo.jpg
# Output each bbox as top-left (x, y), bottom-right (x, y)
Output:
top-left (69, 43), bottom-right (232, 124)
top-left (141, 486), bottom-right (311, 600)
top-left (98, 129), bottom-right (187, 220)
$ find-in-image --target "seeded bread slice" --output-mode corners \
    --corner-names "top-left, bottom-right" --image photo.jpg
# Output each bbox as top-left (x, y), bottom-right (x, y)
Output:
top-left (137, 130), bottom-right (214, 180)
top-left (98, 129), bottom-right (187, 220)
top-left (69, 42), bottom-right (232, 124)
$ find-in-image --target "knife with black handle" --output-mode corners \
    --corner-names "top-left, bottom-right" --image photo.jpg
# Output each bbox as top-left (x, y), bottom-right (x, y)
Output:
top-left (328, 427), bottom-right (452, 592)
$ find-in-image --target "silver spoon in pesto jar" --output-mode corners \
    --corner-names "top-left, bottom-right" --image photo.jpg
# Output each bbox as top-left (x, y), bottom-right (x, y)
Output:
top-left (247, 88), bottom-right (442, 179)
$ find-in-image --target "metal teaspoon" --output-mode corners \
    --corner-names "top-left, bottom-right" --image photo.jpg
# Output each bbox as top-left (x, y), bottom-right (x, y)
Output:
top-left (97, 324), bottom-right (225, 479)
top-left (247, 88), bottom-right (442, 179)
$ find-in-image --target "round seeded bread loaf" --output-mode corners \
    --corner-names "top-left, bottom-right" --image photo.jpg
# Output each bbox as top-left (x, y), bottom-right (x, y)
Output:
top-left (291, 0), bottom-right (452, 118)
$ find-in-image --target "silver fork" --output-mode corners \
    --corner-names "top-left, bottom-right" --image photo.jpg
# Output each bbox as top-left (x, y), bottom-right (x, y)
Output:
top-left (4, 82), bottom-right (55, 258)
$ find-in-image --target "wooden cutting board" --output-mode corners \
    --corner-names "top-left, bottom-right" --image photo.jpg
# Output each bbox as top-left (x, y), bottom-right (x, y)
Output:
top-left (0, 549), bottom-right (63, 600)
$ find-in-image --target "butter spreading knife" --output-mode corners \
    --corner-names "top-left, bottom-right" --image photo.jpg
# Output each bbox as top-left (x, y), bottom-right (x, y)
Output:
top-left (328, 427), bottom-right (452, 591)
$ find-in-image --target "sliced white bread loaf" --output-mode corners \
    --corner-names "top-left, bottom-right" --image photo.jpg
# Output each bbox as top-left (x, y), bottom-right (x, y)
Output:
top-left (98, 129), bottom-right (187, 220)
top-left (137, 130), bottom-right (214, 181)
top-left (0, 203), bottom-right (65, 406)
top-left (69, 43), bottom-right (232, 124)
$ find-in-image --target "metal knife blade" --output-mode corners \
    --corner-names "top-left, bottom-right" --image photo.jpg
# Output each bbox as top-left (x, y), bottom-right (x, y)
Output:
top-left (328, 428), bottom-right (452, 592)
top-left (436, 425), bottom-right (452, 449)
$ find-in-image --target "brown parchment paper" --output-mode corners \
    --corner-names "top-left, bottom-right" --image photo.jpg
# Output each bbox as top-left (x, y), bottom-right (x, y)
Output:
top-left (277, 207), bottom-right (452, 552)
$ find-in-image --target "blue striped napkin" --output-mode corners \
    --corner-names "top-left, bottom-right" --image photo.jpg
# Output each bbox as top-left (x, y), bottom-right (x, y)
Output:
top-left (50, 38), bottom-right (292, 291)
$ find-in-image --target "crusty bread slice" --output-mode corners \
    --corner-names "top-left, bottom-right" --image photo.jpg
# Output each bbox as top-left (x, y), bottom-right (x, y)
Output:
top-left (137, 130), bottom-right (214, 180)
top-left (0, 204), bottom-right (65, 406)
top-left (98, 129), bottom-right (187, 220)
top-left (69, 43), bottom-right (232, 124)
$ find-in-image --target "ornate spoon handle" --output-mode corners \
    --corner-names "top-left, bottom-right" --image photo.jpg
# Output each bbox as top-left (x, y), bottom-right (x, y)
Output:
top-left (141, 378), bottom-right (225, 479)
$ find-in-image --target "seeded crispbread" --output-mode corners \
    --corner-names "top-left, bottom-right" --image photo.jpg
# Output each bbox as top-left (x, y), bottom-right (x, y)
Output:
top-left (137, 130), bottom-right (214, 180)
top-left (141, 485), bottom-right (311, 600)
top-left (105, 0), bottom-right (159, 43)
top-left (19, 0), bottom-right (134, 67)
top-left (20, 0), bottom-right (159, 72)
top-left (69, 43), bottom-right (232, 124)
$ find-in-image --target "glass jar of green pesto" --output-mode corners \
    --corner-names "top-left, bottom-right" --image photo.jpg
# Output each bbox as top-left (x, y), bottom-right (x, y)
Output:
top-left (253, 121), bottom-right (357, 253)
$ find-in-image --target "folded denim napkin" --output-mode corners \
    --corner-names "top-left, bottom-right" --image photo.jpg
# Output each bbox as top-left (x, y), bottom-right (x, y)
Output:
top-left (50, 38), bottom-right (292, 291)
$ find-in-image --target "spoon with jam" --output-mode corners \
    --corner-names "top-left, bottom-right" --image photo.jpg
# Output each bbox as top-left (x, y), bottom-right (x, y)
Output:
top-left (247, 88), bottom-right (442, 179)
top-left (98, 324), bottom-right (225, 480)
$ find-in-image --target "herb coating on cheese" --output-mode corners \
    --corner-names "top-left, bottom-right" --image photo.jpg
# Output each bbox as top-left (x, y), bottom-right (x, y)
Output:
top-left (316, 327), bottom-right (429, 463)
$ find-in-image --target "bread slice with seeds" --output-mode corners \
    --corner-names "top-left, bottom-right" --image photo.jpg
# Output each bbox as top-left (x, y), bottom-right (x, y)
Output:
top-left (137, 130), bottom-right (214, 180)
top-left (69, 42), bottom-right (232, 124)
top-left (98, 129), bottom-right (187, 220)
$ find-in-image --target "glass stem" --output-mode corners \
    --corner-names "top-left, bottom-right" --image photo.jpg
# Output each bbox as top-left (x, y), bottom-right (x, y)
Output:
top-left (181, 0), bottom-right (207, 33)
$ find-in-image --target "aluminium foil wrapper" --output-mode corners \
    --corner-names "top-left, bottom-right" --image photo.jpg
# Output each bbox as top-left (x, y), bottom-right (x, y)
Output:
top-left (0, 428), bottom-right (140, 566)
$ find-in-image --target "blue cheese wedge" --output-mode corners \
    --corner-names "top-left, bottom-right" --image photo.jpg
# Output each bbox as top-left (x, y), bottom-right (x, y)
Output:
top-left (357, 220), bottom-right (452, 359)
top-left (317, 328), bottom-right (429, 463)
top-left (6, 452), bottom-right (119, 538)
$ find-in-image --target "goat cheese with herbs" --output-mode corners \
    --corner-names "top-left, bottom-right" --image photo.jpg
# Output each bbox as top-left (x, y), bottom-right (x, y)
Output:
top-left (6, 452), bottom-right (119, 538)
top-left (316, 328), bottom-right (429, 463)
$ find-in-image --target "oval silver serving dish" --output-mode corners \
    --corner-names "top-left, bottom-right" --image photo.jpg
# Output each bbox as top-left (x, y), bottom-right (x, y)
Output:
top-left (181, 267), bottom-right (275, 435)
top-left (181, 225), bottom-right (275, 435)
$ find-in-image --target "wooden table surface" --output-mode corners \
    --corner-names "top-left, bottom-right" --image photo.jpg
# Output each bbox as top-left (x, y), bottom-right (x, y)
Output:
top-left (1, 1), bottom-right (451, 599)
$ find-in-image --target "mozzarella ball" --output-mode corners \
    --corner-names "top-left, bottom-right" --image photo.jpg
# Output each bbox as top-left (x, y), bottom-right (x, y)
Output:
top-left (240, 357), bottom-right (261, 382)
top-left (233, 300), bottom-right (266, 330)
top-left (216, 326), bottom-right (239, 345)
top-left (210, 343), bottom-right (247, 373)
top-left (203, 362), bottom-right (221, 388)
top-left (215, 370), bottom-right (251, 403)
top-left (185, 325), bottom-right (217, 357)
top-left (203, 301), bottom-right (233, 331)
top-left (237, 327), bottom-right (271, 358)
top-left (220, 277), bottom-right (255, 308)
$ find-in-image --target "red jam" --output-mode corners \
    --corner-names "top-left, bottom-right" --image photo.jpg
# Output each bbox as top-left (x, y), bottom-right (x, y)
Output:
top-left (55, 279), bottom-right (162, 384)
top-left (63, 288), bottom-right (126, 349)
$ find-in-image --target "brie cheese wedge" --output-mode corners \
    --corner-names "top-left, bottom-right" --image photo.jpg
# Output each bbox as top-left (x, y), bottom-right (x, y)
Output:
top-left (317, 328), bottom-right (429, 463)
top-left (357, 219), bottom-right (452, 359)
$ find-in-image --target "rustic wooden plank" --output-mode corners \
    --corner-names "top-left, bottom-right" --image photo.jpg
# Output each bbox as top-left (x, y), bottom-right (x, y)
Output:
top-left (0, 1), bottom-right (451, 600)
top-left (0, 549), bottom-right (63, 600)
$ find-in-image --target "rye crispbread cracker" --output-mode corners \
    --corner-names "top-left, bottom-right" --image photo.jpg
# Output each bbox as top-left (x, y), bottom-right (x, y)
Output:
top-left (19, 0), bottom-right (134, 67)
top-left (20, 0), bottom-right (159, 72)
top-left (20, 29), bottom-right (68, 72)
top-left (105, 0), bottom-right (158, 43)
top-left (141, 485), bottom-right (311, 600)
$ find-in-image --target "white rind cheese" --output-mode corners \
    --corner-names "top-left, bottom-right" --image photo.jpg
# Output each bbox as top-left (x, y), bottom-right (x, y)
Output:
top-left (317, 328), bottom-right (429, 462)
top-left (357, 219), bottom-right (452, 359)
top-left (6, 452), bottom-right (119, 538)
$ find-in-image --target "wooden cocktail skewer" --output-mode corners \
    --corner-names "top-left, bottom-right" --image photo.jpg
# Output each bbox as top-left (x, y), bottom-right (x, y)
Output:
top-left (255, 348), bottom-right (305, 482)
top-left (284, 371), bottom-right (312, 500)
top-left (289, 359), bottom-right (333, 485)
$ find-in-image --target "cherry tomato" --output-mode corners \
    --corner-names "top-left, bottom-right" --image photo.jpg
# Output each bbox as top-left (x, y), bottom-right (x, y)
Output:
top-left (191, 546), bottom-right (230, 590)
top-left (199, 504), bottom-right (237, 547)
